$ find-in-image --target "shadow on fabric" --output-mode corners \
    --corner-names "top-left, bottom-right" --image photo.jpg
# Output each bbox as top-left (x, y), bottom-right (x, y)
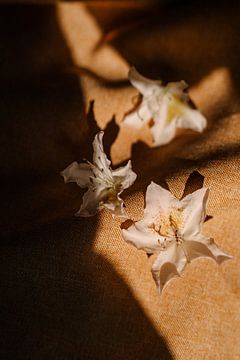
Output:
top-left (90, 0), bottom-right (240, 92)
top-left (0, 5), bottom-right (173, 360)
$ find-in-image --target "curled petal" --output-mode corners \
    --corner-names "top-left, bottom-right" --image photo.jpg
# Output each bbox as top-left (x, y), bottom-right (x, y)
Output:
top-left (184, 236), bottom-right (232, 265)
top-left (61, 162), bottom-right (92, 188)
top-left (122, 219), bottom-right (165, 254)
top-left (151, 243), bottom-right (187, 293)
top-left (103, 195), bottom-right (127, 219)
top-left (62, 131), bottom-right (136, 218)
top-left (92, 131), bottom-right (112, 178)
top-left (98, 186), bottom-right (128, 219)
top-left (181, 188), bottom-right (209, 238)
top-left (112, 160), bottom-right (137, 191)
top-left (75, 188), bottom-right (100, 217)
top-left (166, 80), bottom-right (189, 102)
top-left (77, 185), bottom-right (128, 219)
top-left (128, 66), bottom-right (161, 96)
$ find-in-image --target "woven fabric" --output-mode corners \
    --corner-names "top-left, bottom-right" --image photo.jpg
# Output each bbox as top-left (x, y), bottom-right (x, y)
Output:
top-left (0, 2), bottom-right (239, 359)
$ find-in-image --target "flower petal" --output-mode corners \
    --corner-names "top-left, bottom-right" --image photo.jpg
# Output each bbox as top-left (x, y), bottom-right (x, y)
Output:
top-left (206, 239), bottom-right (233, 264)
top-left (151, 243), bottom-right (187, 293)
top-left (181, 187), bottom-right (209, 238)
top-left (128, 67), bottom-right (161, 96)
top-left (61, 161), bottom-right (92, 188)
top-left (166, 80), bottom-right (189, 102)
top-left (92, 131), bottom-right (112, 178)
top-left (126, 69), bottom-right (207, 148)
top-left (184, 237), bottom-right (232, 265)
top-left (112, 160), bottom-right (137, 190)
top-left (150, 98), bottom-right (179, 146)
top-left (175, 107), bottom-right (207, 133)
top-left (123, 104), bottom-right (152, 129)
top-left (75, 188), bottom-right (100, 217)
top-left (150, 97), bottom-right (207, 147)
top-left (144, 182), bottom-right (179, 222)
top-left (62, 131), bottom-right (137, 218)
top-left (103, 195), bottom-right (127, 219)
top-left (122, 219), bottom-right (166, 254)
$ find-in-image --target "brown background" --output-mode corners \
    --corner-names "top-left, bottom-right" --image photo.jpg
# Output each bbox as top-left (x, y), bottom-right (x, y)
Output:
top-left (0, 1), bottom-right (240, 359)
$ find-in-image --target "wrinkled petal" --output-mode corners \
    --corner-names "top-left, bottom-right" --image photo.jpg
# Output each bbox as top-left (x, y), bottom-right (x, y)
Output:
top-left (61, 161), bottom-right (92, 188)
top-left (151, 243), bottom-right (187, 293)
top-left (128, 67), bottom-right (161, 96)
top-left (184, 236), bottom-right (232, 265)
top-left (62, 131), bottom-right (136, 218)
top-left (166, 80), bottom-right (189, 102)
top-left (122, 219), bottom-right (166, 254)
top-left (181, 188), bottom-right (209, 238)
top-left (77, 185), bottom-right (128, 219)
top-left (123, 104), bottom-right (152, 129)
top-left (75, 188), bottom-right (100, 217)
top-left (103, 195), bottom-right (127, 219)
top-left (144, 182), bottom-right (179, 222)
top-left (98, 186), bottom-right (128, 219)
top-left (92, 131), bottom-right (112, 179)
top-left (112, 160), bottom-right (137, 190)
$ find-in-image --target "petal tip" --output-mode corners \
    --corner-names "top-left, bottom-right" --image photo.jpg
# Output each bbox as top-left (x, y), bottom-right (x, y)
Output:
top-left (216, 254), bottom-right (233, 265)
top-left (60, 170), bottom-right (67, 183)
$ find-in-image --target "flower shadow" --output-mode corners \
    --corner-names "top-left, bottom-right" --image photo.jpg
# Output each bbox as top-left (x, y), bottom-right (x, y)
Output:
top-left (181, 171), bottom-right (213, 223)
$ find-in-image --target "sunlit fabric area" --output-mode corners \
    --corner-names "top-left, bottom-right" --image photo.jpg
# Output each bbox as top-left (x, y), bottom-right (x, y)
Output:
top-left (0, 1), bottom-right (239, 359)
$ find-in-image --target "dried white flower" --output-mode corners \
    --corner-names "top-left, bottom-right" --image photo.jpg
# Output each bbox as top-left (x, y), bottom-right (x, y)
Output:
top-left (61, 131), bottom-right (137, 218)
top-left (122, 182), bottom-right (232, 293)
top-left (123, 67), bottom-right (207, 146)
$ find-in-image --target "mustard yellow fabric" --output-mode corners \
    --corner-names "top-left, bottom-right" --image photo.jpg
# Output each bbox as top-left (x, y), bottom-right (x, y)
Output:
top-left (0, 2), bottom-right (239, 359)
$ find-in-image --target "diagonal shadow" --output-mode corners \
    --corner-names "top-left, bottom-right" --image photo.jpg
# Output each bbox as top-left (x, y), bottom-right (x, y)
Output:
top-left (85, 0), bottom-right (240, 180)
top-left (90, 0), bottom-right (240, 92)
top-left (89, 0), bottom-right (240, 147)
top-left (0, 4), bottom-right (173, 360)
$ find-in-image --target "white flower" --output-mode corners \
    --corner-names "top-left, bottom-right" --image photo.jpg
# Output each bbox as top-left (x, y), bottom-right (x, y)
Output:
top-left (122, 182), bottom-right (232, 293)
top-left (123, 67), bottom-right (207, 146)
top-left (61, 131), bottom-right (137, 218)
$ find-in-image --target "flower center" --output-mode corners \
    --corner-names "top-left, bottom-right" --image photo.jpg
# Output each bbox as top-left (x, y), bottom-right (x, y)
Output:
top-left (142, 88), bottom-right (184, 124)
top-left (166, 95), bottom-right (184, 123)
top-left (149, 207), bottom-right (184, 246)
top-left (100, 183), bottom-right (122, 205)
